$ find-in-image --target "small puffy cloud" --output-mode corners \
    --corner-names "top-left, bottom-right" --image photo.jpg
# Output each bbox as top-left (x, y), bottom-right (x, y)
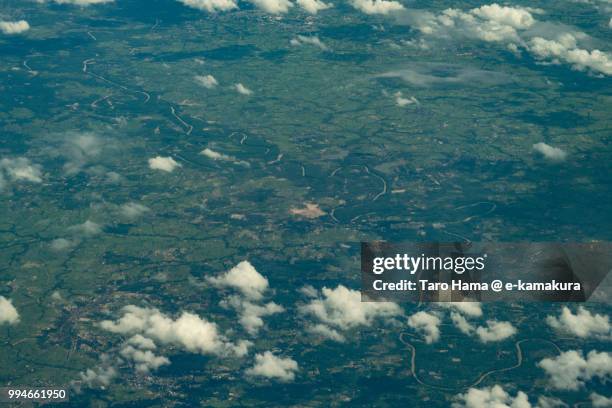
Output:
top-left (448, 309), bottom-right (516, 343)
top-left (178, 0), bottom-right (237, 12)
top-left (290, 35), bottom-right (329, 50)
top-left (195, 74), bottom-right (219, 88)
top-left (296, 0), bottom-right (331, 14)
top-left (100, 305), bottom-right (251, 357)
top-left (307, 323), bottom-right (345, 342)
top-left (120, 202), bottom-right (150, 219)
top-left (301, 285), bottom-right (402, 342)
top-left (546, 306), bottom-right (611, 339)
top-left (452, 385), bottom-right (532, 408)
top-left (475, 320), bottom-right (517, 343)
top-left (471, 4), bottom-right (535, 29)
top-left (208, 261), bottom-right (269, 300)
top-left (408, 311), bottom-right (441, 343)
top-left (533, 143), bottom-right (567, 162)
top-left (394, 91), bottom-right (419, 107)
top-left (0, 20), bottom-right (30, 35)
top-left (120, 345), bottom-right (170, 373)
top-left (54, 133), bottom-right (105, 175)
top-left (79, 364), bottom-right (116, 389)
top-left (68, 220), bottom-right (103, 236)
top-left (50, 238), bottom-right (76, 251)
top-left (536, 396), bottom-right (566, 408)
top-left (299, 284), bottom-right (318, 298)
top-left (127, 334), bottom-right (156, 350)
top-left (450, 311), bottom-right (475, 335)
top-left (200, 148), bottom-right (249, 167)
top-left (148, 156), bottom-right (181, 172)
top-left (591, 393), bottom-right (612, 407)
top-left (0, 297), bottom-right (19, 325)
top-left (350, 0), bottom-right (404, 15)
top-left (0, 158), bottom-right (43, 189)
top-left (234, 83), bottom-right (253, 95)
top-left (201, 148), bottom-right (234, 162)
top-left (246, 351), bottom-right (298, 382)
top-left (438, 301), bottom-right (483, 317)
top-left (249, 0), bottom-right (293, 13)
top-left (538, 349), bottom-right (612, 390)
top-left (220, 295), bottom-right (284, 335)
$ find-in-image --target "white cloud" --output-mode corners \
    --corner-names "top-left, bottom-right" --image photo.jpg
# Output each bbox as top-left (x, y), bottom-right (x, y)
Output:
top-left (291, 35), bottom-right (329, 50)
top-left (307, 323), bottom-right (346, 342)
top-left (350, 0), bottom-right (404, 15)
top-left (299, 284), bottom-right (318, 298)
top-left (471, 4), bottom-right (535, 29)
top-left (195, 74), bottom-right (219, 88)
top-left (50, 238), bottom-right (76, 251)
top-left (56, 133), bottom-right (105, 175)
top-left (453, 385), bottom-right (532, 408)
top-left (546, 306), bottom-right (611, 339)
top-left (527, 34), bottom-right (612, 75)
top-left (536, 396), bottom-right (566, 408)
top-left (0, 157), bottom-right (43, 187)
top-left (120, 345), bottom-right (170, 373)
top-left (246, 351), bottom-right (298, 382)
top-left (234, 83), bottom-right (253, 95)
top-left (591, 393), bottom-right (612, 407)
top-left (407, 6), bottom-right (531, 43)
top-left (79, 363), bottom-right (116, 389)
top-left (538, 350), bottom-right (612, 390)
top-left (533, 143), bottom-right (567, 162)
top-left (200, 148), bottom-right (249, 167)
top-left (299, 285), bottom-right (401, 342)
top-left (408, 311), bottom-right (441, 343)
top-left (394, 91), bottom-right (419, 107)
top-left (208, 261), bottom-right (269, 300)
top-left (401, 4), bottom-right (612, 75)
top-left (127, 334), bottom-right (156, 350)
top-left (120, 202), bottom-right (150, 219)
top-left (178, 0), bottom-right (237, 12)
top-left (0, 297), bottom-right (19, 325)
top-left (249, 0), bottom-right (293, 13)
top-left (148, 156), bottom-right (181, 172)
top-left (68, 220), bottom-right (103, 236)
top-left (475, 320), bottom-right (517, 343)
top-left (451, 311), bottom-right (475, 335)
top-left (296, 0), bottom-right (331, 14)
top-left (0, 20), bottom-right (30, 35)
top-left (438, 301), bottom-right (483, 317)
top-left (100, 305), bottom-right (252, 357)
top-left (201, 148), bottom-right (234, 161)
top-left (447, 308), bottom-right (516, 343)
top-left (220, 295), bottom-right (284, 335)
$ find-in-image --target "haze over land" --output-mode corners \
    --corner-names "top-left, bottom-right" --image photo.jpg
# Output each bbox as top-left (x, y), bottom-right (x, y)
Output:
top-left (0, 0), bottom-right (611, 406)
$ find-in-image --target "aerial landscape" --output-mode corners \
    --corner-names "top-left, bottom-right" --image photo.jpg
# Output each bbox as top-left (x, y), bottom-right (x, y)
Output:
top-left (0, 0), bottom-right (611, 406)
